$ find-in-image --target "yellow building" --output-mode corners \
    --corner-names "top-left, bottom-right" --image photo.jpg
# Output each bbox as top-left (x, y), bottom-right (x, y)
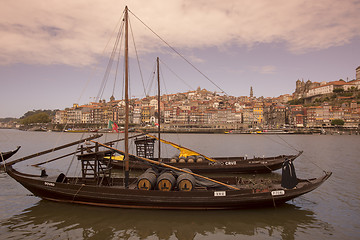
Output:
top-left (253, 102), bottom-right (264, 125)
top-left (141, 106), bottom-right (151, 124)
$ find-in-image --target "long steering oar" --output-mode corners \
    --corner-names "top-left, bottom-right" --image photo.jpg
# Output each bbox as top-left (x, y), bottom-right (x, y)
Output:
top-left (32, 133), bottom-right (146, 167)
top-left (91, 140), bottom-right (239, 191)
top-left (5, 134), bottom-right (103, 167)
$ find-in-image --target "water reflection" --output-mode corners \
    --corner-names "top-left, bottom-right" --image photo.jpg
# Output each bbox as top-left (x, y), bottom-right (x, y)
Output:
top-left (1, 200), bottom-right (331, 240)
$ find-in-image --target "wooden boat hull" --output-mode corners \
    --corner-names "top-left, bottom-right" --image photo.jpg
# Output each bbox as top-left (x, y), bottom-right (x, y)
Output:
top-left (111, 153), bottom-right (301, 174)
top-left (0, 146), bottom-right (21, 162)
top-left (6, 165), bottom-right (331, 210)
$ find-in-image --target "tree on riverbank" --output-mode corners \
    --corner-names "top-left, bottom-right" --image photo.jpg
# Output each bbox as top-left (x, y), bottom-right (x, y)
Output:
top-left (331, 119), bottom-right (345, 126)
top-left (20, 112), bottom-right (51, 125)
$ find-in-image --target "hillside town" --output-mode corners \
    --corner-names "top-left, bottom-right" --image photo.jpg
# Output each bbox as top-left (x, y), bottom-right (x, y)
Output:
top-left (2, 66), bottom-right (360, 133)
top-left (53, 66), bottom-right (360, 131)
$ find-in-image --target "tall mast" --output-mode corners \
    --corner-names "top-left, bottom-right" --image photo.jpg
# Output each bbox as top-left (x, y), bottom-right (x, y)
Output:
top-left (124, 6), bottom-right (129, 188)
top-left (157, 57), bottom-right (161, 161)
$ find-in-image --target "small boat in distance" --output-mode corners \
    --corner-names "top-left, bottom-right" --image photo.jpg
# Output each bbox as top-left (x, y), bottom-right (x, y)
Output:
top-left (0, 146), bottom-right (21, 162)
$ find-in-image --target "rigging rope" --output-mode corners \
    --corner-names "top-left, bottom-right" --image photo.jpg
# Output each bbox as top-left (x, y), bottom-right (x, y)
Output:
top-left (274, 135), bottom-right (326, 171)
top-left (96, 19), bottom-right (125, 102)
top-left (159, 59), bottom-right (194, 91)
top-left (65, 132), bottom-right (86, 177)
top-left (129, 17), bottom-right (147, 97)
top-left (145, 62), bottom-right (157, 97)
top-left (276, 135), bottom-right (300, 152)
top-left (263, 134), bottom-right (326, 172)
top-left (128, 9), bottom-right (228, 95)
top-left (112, 26), bottom-right (124, 98)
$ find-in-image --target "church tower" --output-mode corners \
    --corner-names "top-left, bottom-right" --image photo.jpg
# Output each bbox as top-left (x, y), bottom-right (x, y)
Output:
top-left (250, 86), bottom-right (254, 98)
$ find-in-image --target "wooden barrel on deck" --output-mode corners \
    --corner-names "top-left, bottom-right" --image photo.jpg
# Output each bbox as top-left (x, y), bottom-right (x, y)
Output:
top-left (187, 156), bottom-right (195, 163)
top-left (196, 156), bottom-right (204, 163)
top-left (178, 157), bottom-right (186, 163)
top-left (177, 169), bottom-right (196, 191)
top-left (157, 172), bottom-right (176, 191)
top-left (137, 168), bottom-right (157, 190)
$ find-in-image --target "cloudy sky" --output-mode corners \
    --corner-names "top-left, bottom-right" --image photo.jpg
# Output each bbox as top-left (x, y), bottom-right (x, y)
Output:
top-left (1, 0), bottom-right (359, 118)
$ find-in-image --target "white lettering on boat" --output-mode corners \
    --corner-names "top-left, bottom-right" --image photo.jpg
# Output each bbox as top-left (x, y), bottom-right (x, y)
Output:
top-left (44, 182), bottom-right (55, 187)
top-left (271, 190), bottom-right (285, 196)
top-left (225, 161), bottom-right (236, 166)
top-left (214, 191), bottom-right (226, 197)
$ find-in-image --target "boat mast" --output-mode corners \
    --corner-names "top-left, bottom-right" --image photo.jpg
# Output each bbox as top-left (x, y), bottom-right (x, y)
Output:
top-left (157, 57), bottom-right (161, 161)
top-left (124, 6), bottom-right (130, 188)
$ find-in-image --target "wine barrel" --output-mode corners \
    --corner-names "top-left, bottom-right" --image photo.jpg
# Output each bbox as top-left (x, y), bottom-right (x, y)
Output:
top-left (178, 157), bottom-right (186, 163)
top-left (187, 156), bottom-right (195, 163)
top-left (137, 168), bottom-right (157, 190)
top-left (157, 172), bottom-right (176, 191)
top-left (177, 172), bottom-right (196, 191)
top-left (196, 156), bottom-right (204, 163)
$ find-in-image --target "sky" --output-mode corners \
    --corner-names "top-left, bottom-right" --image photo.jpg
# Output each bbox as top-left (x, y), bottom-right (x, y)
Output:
top-left (1, 0), bottom-right (360, 118)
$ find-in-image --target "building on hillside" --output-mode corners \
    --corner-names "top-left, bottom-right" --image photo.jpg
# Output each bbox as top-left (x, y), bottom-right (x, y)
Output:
top-left (253, 102), bottom-right (263, 126)
top-left (54, 110), bottom-right (67, 124)
top-left (91, 106), bottom-right (105, 124)
top-left (288, 105), bottom-right (306, 127)
top-left (141, 106), bottom-right (151, 125)
top-left (294, 79), bottom-right (321, 99)
top-left (306, 80), bottom-right (354, 97)
top-left (242, 107), bottom-right (254, 127)
top-left (348, 79), bottom-right (360, 89)
top-left (306, 106), bottom-right (323, 127)
top-left (131, 108), bottom-right (140, 125)
top-left (263, 104), bottom-right (287, 128)
top-left (81, 112), bottom-right (91, 124)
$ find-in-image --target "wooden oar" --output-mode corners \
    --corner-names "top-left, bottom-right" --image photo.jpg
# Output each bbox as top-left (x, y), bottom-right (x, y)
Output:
top-left (91, 140), bottom-right (240, 191)
top-left (5, 134), bottom-right (102, 167)
top-left (32, 133), bottom-right (146, 167)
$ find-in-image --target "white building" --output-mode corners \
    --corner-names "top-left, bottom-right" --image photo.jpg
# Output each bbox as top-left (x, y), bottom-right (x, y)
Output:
top-left (307, 81), bottom-right (355, 97)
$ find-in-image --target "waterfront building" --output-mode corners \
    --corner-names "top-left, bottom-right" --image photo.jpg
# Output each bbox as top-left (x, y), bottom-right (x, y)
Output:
top-left (306, 106), bottom-right (323, 127)
top-left (54, 110), bottom-right (67, 124)
top-left (288, 105), bottom-right (306, 127)
top-left (242, 107), bottom-right (254, 127)
top-left (253, 102), bottom-right (264, 126)
top-left (141, 106), bottom-right (151, 125)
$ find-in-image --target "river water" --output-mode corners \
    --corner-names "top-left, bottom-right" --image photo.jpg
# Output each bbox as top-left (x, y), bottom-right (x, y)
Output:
top-left (0, 129), bottom-right (359, 240)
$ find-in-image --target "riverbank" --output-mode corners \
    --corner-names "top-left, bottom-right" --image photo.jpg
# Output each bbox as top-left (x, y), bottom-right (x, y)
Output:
top-left (2, 125), bottom-right (360, 135)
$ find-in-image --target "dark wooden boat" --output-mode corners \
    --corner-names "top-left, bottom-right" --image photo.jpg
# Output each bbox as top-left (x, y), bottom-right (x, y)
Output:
top-left (5, 146), bottom-right (331, 210)
top-left (0, 146), bottom-right (20, 162)
top-left (111, 136), bottom-right (303, 174)
top-left (124, 153), bottom-right (302, 174)
top-left (5, 6), bottom-right (331, 210)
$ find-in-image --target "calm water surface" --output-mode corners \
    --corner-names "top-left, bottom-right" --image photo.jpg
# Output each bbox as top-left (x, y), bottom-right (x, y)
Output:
top-left (0, 129), bottom-right (359, 240)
